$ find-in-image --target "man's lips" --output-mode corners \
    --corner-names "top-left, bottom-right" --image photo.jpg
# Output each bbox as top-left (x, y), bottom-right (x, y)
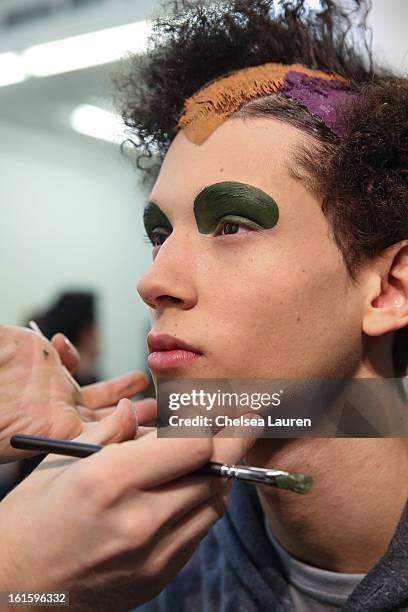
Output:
top-left (147, 333), bottom-right (203, 370)
top-left (147, 333), bottom-right (201, 353)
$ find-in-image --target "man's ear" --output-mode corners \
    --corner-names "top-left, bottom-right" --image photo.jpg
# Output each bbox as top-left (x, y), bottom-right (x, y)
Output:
top-left (363, 240), bottom-right (408, 336)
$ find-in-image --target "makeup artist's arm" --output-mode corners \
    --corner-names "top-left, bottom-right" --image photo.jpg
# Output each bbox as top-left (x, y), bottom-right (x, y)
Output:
top-left (0, 325), bottom-right (156, 463)
top-left (0, 412), bottom-right (259, 611)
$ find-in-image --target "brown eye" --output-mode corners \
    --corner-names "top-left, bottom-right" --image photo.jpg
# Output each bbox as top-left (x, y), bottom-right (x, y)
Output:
top-left (222, 222), bottom-right (240, 235)
top-left (148, 228), bottom-right (170, 247)
top-left (215, 219), bottom-right (251, 236)
top-left (151, 233), bottom-right (167, 246)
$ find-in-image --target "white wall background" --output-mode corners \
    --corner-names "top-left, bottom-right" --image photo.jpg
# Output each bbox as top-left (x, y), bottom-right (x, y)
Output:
top-left (0, 120), bottom-right (152, 378)
top-left (369, 0), bottom-right (408, 74)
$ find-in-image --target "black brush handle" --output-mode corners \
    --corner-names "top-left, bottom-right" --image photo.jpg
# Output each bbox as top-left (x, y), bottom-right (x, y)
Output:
top-left (10, 434), bottom-right (225, 475)
top-left (11, 434), bottom-right (103, 458)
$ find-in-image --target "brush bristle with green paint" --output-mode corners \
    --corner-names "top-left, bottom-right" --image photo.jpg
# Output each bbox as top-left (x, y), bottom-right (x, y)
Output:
top-left (273, 472), bottom-right (313, 494)
top-left (195, 463), bottom-right (313, 494)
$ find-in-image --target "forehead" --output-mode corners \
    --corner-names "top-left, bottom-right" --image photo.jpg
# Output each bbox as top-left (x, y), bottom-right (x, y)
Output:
top-left (150, 117), bottom-right (312, 206)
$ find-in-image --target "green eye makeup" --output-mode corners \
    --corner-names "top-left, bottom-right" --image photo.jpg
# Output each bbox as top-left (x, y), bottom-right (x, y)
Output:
top-left (193, 181), bottom-right (279, 234)
top-left (143, 182), bottom-right (279, 245)
top-left (143, 202), bottom-right (173, 241)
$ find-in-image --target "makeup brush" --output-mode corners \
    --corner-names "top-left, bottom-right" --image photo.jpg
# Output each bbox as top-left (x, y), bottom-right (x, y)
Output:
top-left (10, 433), bottom-right (313, 494)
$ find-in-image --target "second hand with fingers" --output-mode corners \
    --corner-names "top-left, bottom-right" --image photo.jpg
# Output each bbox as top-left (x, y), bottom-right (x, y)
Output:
top-left (10, 433), bottom-right (313, 494)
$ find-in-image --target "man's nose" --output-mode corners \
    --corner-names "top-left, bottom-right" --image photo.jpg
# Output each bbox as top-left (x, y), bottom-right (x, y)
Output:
top-left (137, 233), bottom-right (198, 312)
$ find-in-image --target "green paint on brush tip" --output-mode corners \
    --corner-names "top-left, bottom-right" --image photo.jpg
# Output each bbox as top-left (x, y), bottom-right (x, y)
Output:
top-left (194, 181), bottom-right (279, 234)
top-left (274, 472), bottom-right (313, 494)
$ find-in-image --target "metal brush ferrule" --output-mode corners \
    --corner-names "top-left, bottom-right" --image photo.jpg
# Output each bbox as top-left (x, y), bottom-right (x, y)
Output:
top-left (223, 464), bottom-right (289, 485)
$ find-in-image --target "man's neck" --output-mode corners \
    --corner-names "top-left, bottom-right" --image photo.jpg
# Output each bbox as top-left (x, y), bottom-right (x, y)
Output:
top-left (250, 436), bottom-right (408, 573)
top-left (247, 354), bottom-right (408, 572)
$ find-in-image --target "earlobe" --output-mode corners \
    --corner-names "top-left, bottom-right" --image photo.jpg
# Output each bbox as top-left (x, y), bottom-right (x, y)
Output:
top-left (362, 241), bottom-right (408, 337)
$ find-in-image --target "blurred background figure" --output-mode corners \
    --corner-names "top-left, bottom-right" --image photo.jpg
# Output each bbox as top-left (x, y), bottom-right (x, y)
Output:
top-left (34, 291), bottom-right (101, 386)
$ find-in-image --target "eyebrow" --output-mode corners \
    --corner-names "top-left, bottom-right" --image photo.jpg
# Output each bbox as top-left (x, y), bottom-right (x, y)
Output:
top-left (143, 200), bottom-right (161, 214)
top-left (147, 180), bottom-right (279, 214)
top-left (145, 186), bottom-right (210, 212)
top-left (145, 198), bottom-right (160, 209)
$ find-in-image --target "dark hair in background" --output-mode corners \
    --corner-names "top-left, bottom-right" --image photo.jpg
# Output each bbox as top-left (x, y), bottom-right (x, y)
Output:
top-left (116, 0), bottom-right (408, 375)
top-left (39, 291), bottom-right (96, 347)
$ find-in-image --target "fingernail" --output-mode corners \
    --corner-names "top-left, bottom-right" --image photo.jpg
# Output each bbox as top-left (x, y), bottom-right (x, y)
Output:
top-left (117, 398), bottom-right (130, 410)
top-left (117, 398), bottom-right (138, 419)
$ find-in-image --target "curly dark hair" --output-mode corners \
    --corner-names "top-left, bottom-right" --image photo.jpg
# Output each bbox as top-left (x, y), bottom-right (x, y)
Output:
top-left (116, 0), bottom-right (408, 376)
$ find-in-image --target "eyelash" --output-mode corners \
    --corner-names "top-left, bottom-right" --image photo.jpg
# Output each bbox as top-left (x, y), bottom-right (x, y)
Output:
top-left (144, 219), bottom-right (254, 248)
top-left (143, 231), bottom-right (169, 248)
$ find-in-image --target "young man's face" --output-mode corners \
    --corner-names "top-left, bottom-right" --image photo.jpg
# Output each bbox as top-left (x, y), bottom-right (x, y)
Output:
top-left (138, 117), bottom-right (365, 381)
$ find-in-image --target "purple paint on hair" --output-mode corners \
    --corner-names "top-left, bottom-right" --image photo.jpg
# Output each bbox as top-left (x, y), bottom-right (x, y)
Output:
top-left (279, 71), bottom-right (357, 137)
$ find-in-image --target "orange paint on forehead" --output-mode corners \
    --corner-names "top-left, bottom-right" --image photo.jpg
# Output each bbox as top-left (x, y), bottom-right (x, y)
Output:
top-left (177, 62), bottom-right (347, 144)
